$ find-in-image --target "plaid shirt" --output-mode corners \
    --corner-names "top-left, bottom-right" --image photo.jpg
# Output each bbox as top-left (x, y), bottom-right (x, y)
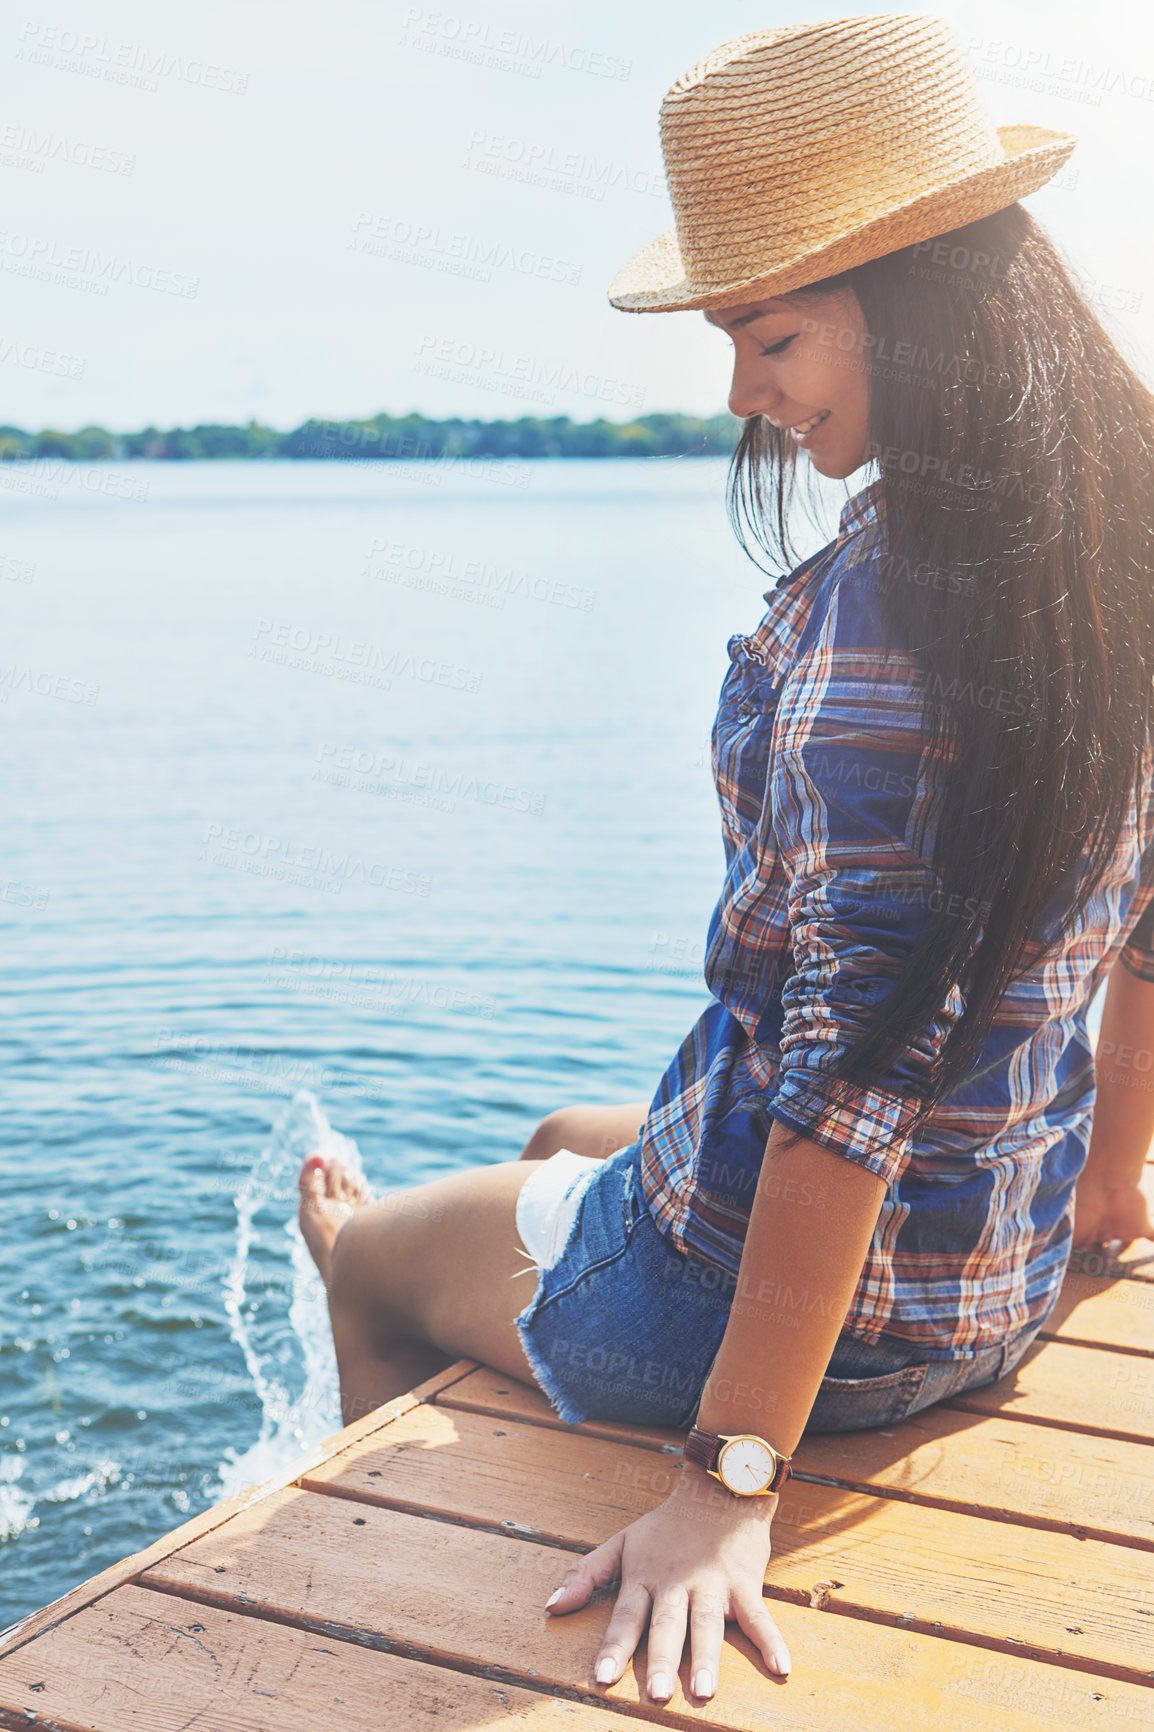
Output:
top-left (639, 479), bottom-right (1154, 1358)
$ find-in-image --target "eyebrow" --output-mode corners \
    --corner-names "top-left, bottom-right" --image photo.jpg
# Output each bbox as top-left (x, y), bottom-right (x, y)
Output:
top-left (704, 303), bottom-right (791, 331)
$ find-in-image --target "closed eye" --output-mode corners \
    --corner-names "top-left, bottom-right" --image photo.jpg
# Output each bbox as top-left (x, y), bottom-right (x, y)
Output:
top-left (759, 333), bottom-right (800, 357)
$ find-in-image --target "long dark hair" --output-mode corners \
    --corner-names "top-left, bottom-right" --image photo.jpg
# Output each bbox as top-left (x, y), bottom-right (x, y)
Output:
top-left (730, 203), bottom-right (1154, 1157)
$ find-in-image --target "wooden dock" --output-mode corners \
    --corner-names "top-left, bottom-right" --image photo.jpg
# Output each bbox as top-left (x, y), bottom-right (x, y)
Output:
top-left (1, 1228), bottom-right (1151, 1729)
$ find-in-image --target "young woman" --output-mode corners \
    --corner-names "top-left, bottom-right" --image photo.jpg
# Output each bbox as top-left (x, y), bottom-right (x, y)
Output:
top-left (298, 15), bottom-right (1154, 1705)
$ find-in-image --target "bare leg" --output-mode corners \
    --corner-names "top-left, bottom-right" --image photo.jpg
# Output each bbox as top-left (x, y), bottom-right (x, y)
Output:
top-left (299, 1151), bottom-right (582, 1425)
top-left (518, 1101), bottom-right (648, 1161)
top-left (298, 1100), bottom-right (650, 1425)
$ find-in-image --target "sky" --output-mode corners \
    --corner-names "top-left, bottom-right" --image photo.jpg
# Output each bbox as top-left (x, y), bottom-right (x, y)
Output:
top-left (1, 0), bottom-right (1152, 431)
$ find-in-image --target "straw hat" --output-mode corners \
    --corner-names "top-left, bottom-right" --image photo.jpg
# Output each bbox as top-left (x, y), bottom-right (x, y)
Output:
top-left (609, 12), bottom-right (1078, 313)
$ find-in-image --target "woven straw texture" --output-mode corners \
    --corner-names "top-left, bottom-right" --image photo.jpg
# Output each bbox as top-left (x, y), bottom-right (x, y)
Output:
top-left (609, 12), bottom-right (1077, 312)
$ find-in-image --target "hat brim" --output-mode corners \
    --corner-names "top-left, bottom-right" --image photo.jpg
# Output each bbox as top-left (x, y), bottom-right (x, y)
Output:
top-left (608, 125), bottom-right (1078, 313)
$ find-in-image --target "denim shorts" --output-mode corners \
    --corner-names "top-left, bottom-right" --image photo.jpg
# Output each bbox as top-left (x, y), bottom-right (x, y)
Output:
top-left (514, 1140), bottom-right (1050, 1432)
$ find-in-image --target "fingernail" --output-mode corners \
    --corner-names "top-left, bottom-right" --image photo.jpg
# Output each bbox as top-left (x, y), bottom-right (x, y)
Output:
top-left (770, 1652), bottom-right (792, 1676)
top-left (595, 1659), bottom-right (616, 1685)
top-left (692, 1668), bottom-right (714, 1698)
top-left (649, 1672), bottom-right (673, 1701)
top-left (544, 1589), bottom-right (563, 1610)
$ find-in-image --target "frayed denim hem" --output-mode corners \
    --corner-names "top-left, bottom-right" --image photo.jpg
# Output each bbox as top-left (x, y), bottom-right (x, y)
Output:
top-left (514, 1290), bottom-right (590, 1427)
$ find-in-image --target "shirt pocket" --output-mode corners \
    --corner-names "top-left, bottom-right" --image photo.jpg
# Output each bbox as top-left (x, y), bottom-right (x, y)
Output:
top-left (713, 643), bottom-right (785, 842)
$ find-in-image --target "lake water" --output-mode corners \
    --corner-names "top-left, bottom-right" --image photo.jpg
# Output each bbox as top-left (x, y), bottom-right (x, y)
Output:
top-left (2, 455), bottom-right (876, 1628)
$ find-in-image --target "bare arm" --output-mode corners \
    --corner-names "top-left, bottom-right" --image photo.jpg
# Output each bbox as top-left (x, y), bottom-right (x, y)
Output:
top-left (695, 1120), bottom-right (886, 1455)
top-left (1086, 962), bottom-right (1154, 1187)
top-left (551, 1124), bottom-right (885, 1693)
top-left (1076, 961), bottom-right (1154, 1247)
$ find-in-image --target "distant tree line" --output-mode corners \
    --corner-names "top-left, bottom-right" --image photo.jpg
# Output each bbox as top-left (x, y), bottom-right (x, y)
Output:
top-left (0, 411), bottom-right (742, 463)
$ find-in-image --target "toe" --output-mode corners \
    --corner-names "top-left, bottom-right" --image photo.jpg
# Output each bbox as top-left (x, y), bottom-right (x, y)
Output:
top-left (337, 1168), bottom-right (366, 1206)
top-left (299, 1154), bottom-right (327, 1199)
top-left (298, 1150), bottom-right (372, 1215)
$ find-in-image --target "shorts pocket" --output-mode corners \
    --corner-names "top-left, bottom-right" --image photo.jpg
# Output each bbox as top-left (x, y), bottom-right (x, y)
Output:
top-left (805, 1362), bottom-right (931, 1433)
top-left (518, 1143), bottom-right (639, 1324)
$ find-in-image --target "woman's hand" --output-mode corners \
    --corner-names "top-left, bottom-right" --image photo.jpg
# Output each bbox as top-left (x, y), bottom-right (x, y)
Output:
top-left (1072, 1176), bottom-right (1153, 1250)
top-left (543, 1462), bottom-right (791, 1703)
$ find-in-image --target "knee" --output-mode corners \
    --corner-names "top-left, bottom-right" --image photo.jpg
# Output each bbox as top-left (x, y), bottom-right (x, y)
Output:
top-left (519, 1107), bottom-right (585, 1161)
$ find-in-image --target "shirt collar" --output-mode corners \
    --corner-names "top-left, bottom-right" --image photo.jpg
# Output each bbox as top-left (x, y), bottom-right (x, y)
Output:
top-left (759, 477), bottom-right (885, 606)
top-left (837, 477), bottom-right (885, 545)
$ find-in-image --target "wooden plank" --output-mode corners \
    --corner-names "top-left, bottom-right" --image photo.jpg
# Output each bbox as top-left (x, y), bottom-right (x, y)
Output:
top-left (438, 1367), bottom-right (1154, 1548)
top-left (140, 1486), bottom-right (1154, 1731)
top-left (0, 1360), bottom-right (476, 1662)
top-left (442, 1333), bottom-right (1154, 1454)
top-left (788, 1406), bottom-right (1154, 1548)
top-left (302, 1401), bottom-right (1154, 1684)
top-left (0, 1583), bottom-right (638, 1731)
top-left (449, 1336), bottom-right (1154, 1447)
top-left (437, 1366), bottom-right (684, 1451)
top-left (1039, 1271), bottom-right (1154, 1355)
top-left (945, 1340), bottom-right (1154, 1441)
top-left (1067, 1241), bottom-right (1153, 1283)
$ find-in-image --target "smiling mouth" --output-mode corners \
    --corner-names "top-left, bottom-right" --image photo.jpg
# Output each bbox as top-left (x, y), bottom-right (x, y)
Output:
top-left (788, 410), bottom-right (830, 437)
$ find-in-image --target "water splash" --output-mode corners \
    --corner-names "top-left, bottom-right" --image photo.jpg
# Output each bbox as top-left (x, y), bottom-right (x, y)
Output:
top-left (214, 1089), bottom-right (365, 1500)
top-left (0, 1455), bottom-right (37, 1543)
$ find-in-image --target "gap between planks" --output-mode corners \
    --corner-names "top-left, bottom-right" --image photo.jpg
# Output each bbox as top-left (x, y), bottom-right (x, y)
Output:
top-left (293, 1397), bottom-right (1154, 1688)
top-left (439, 1330), bottom-right (1154, 1450)
top-left (4, 1357), bottom-right (1149, 1729)
top-left (433, 1367), bottom-right (1154, 1552)
top-left (136, 1485), bottom-right (1154, 1731)
top-left (0, 1359), bottom-right (480, 1664)
top-left (125, 1576), bottom-right (731, 1732)
top-left (0, 1585), bottom-right (649, 1732)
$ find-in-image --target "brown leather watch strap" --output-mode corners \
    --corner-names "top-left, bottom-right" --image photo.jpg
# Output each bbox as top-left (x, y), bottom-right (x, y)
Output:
top-left (683, 1426), bottom-right (792, 1493)
top-left (683, 1425), bottom-right (721, 1473)
top-left (768, 1453), bottom-right (792, 1493)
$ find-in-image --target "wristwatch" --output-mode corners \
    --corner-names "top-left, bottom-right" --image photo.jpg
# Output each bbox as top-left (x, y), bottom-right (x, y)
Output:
top-left (683, 1425), bottom-right (792, 1497)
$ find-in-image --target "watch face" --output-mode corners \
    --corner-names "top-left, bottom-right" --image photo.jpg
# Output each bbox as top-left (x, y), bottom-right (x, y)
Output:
top-left (717, 1436), bottom-right (776, 1495)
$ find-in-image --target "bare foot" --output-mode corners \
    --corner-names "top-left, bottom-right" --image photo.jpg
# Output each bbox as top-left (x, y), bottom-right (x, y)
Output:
top-left (298, 1150), bottom-right (374, 1288)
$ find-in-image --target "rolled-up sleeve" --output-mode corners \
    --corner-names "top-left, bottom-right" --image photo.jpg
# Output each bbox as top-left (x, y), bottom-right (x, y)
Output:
top-left (765, 566), bottom-right (968, 1188)
top-left (1119, 842), bottom-right (1154, 981)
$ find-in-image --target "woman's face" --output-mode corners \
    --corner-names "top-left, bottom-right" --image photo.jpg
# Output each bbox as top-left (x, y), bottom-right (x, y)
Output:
top-left (705, 289), bottom-right (871, 480)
